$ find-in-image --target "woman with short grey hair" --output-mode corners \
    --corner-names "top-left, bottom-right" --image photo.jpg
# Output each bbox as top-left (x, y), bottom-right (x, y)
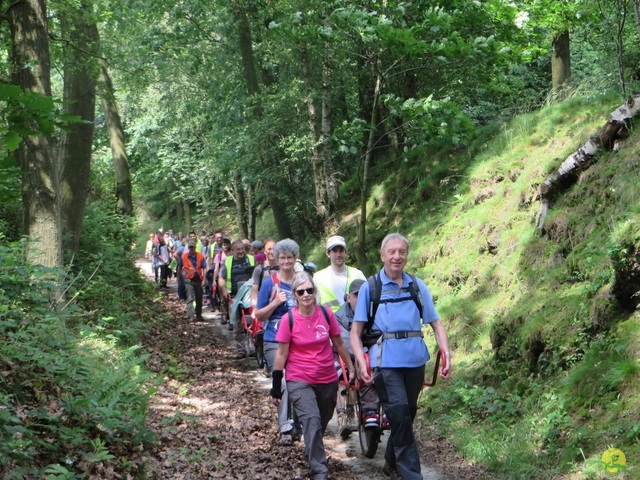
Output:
top-left (273, 238), bottom-right (300, 259)
top-left (270, 271), bottom-right (355, 480)
top-left (255, 238), bottom-right (300, 445)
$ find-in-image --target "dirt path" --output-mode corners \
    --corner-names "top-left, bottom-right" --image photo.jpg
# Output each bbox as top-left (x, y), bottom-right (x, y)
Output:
top-left (137, 260), bottom-right (494, 479)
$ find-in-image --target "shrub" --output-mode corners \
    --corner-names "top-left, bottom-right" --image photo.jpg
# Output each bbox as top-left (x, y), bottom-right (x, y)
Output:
top-left (0, 203), bottom-right (157, 477)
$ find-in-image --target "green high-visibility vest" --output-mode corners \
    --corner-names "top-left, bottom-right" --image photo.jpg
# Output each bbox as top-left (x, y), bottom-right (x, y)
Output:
top-left (315, 266), bottom-right (365, 313)
top-left (224, 254), bottom-right (255, 291)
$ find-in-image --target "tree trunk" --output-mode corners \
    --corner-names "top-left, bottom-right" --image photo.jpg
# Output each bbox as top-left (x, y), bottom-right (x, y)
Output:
top-left (536, 95), bottom-right (640, 230)
top-left (182, 200), bottom-right (192, 232)
top-left (8, 0), bottom-right (62, 268)
top-left (232, 1), bottom-right (294, 240)
top-left (247, 184), bottom-right (256, 240)
top-left (233, 171), bottom-right (248, 238)
top-left (634, 0), bottom-right (640, 38)
top-left (300, 39), bottom-right (328, 225)
top-left (97, 61), bottom-right (133, 216)
top-left (551, 30), bottom-right (571, 99)
top-left (59, 3), bottom-right (99, 254)
top-left (356, 58), bottom-right (382, 266)
top-left (269, 193), bottom-right (294, 239)
top-left (321, 19), bottom-right (338, 214)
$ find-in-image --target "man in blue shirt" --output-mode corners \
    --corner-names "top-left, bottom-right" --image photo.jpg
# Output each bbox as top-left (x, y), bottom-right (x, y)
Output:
top-left (351, 233), bottom-right (451, 480)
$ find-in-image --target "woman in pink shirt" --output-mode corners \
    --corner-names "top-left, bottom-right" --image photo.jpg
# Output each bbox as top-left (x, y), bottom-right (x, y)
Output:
top-left (270, 272), bottom-right (355, 480)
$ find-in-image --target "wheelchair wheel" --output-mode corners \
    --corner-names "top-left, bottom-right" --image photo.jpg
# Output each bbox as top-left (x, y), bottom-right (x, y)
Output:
top-left (358, 423), bottom-right (380, 458)
top-left (254, 332), bottom-right (264, 368)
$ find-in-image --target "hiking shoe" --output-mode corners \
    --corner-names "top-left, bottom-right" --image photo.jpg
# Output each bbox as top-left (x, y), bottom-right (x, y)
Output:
top-left (248, 351), bottom-right (257, 357)
top-left (364, 410), bottom-right (380, 429)
top-left (235, 352), bottom-right (247, 360)
top-left (337, 410), bottom-right (352, 439)
top-left (220, 318), bottom-right (228, 325)
top-left (196, 316), bottom-right (204, 322)
top-left (279, 434), bottom-right (293, 446)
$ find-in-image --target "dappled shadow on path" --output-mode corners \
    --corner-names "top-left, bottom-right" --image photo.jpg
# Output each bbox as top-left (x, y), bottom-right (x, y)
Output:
top-left (137, 259), bottom-right (489, 479)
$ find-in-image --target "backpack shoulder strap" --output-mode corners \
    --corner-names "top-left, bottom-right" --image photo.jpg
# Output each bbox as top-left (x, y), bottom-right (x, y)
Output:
top-left (366, 273), bottom-right (381, 329)
top-left (268, 272), bottom-right (280, 302)
top-left (407, 274), bottom-right (424, 318)
top-left (319, 305), bottom-right (330, 327)
top-left (289, 306), bottom-right (331, 331)
top-left (287, 309), bottom-right (294, 331)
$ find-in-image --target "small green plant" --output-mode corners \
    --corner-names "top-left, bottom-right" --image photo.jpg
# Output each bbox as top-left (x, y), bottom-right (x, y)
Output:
top-left (43, 464), bottom-right (84, 480)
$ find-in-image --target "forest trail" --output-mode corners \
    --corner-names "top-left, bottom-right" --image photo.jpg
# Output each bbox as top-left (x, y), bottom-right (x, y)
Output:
top-left (136, 259), bottom-right (493, 479)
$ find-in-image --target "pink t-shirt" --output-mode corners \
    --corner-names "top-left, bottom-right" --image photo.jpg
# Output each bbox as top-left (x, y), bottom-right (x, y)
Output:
top-left (276, 306), bottom-right (341, 384)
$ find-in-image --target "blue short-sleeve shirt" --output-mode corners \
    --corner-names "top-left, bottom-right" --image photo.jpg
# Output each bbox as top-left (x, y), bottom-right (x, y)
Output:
top-left (257, 276), bottom-right (295, 342)
top-left (353, 269), bottom-right (439, 368)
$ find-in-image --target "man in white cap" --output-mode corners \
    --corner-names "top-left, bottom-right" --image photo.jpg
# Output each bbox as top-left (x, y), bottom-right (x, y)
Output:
top-left (314, 235), bottom-right (365, 313)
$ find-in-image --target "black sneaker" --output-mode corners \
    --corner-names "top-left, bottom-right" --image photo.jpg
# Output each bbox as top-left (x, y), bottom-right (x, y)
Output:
top-left (235, 352), bottom-right (247, 360)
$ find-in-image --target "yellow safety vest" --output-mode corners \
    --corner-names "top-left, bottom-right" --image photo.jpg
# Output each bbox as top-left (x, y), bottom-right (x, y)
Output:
top-left (224, 254), bottom-right (255, 291)
top-left (315, 266), bottom-right (365, 313)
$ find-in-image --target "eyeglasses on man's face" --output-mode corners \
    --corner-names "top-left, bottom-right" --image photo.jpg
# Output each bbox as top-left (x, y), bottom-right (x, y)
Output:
top-left (295, 287), bottom-right (314, 296)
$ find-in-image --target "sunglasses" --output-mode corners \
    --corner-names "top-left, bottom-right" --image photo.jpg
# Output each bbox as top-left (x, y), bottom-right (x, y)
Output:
top-left (295, 287), bottom-right (315, 296)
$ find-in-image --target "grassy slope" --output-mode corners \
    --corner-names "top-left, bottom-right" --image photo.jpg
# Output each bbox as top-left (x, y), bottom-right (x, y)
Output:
top-left (330, 92), bottom-right (640, 478)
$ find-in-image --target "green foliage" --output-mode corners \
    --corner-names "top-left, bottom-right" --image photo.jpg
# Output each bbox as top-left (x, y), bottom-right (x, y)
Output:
top-left (0, 202), bottom-right (158, 477)
top-left (385, 93), bottom-right (640, 478)
top-left (0, 85), bottom-right (82, 243)
top-left (0, 84), bottom-right (79, 154)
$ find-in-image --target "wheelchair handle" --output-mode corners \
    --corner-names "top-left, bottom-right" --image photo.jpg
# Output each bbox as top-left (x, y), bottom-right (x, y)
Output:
top-left (423, 349), bottom-right (446, 387)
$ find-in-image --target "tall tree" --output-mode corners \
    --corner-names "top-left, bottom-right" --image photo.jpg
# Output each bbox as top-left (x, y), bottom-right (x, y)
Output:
top-left (8, 0), bottom-right (62, 268)
top-left (98, 60), bottom-right (133, 215)
top-left (300, 38), bottom-right (328, 228)
top-left (231, 0), bottom-right (293, 239)
top-left (58, 1), bottom-right (99, 253)
top-left (597, 0), bottom-right (633, 97)
top-left (356, 57), bottom-right (382, 266)
top-left (551, 29), bottom-right (571, 96)
top-left (321, 16), bottom-right (338, 214)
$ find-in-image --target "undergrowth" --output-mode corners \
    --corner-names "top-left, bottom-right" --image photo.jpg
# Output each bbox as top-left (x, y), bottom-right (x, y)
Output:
top-left (321, 91), bottom-right (640, 478)
top-left (411, 93), bottom-right (640, 479)
top-left (0, 201), bottom-right (161, 478)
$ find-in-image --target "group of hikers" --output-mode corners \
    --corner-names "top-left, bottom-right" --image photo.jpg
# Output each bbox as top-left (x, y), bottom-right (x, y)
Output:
top-left (145, 229), bottom-right (451, 480)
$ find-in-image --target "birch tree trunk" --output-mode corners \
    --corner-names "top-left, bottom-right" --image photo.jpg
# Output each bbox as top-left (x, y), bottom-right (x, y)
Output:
top-left (8, 0), bottom-right (62, 268)
top-left (59, 3), bottom-right (99, 254)
top-left (98, 61), bottom-right (133, 216)
top-left (536, 95), bottom-right (640, 230)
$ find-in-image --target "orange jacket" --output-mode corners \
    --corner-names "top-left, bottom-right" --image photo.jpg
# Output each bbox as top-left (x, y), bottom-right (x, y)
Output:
top-left (181, 251), bottom-right (206, 280)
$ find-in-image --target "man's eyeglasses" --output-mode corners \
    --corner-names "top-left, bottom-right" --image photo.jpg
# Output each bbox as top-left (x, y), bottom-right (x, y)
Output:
top-left (295, 287), bottom-right (314, 296)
